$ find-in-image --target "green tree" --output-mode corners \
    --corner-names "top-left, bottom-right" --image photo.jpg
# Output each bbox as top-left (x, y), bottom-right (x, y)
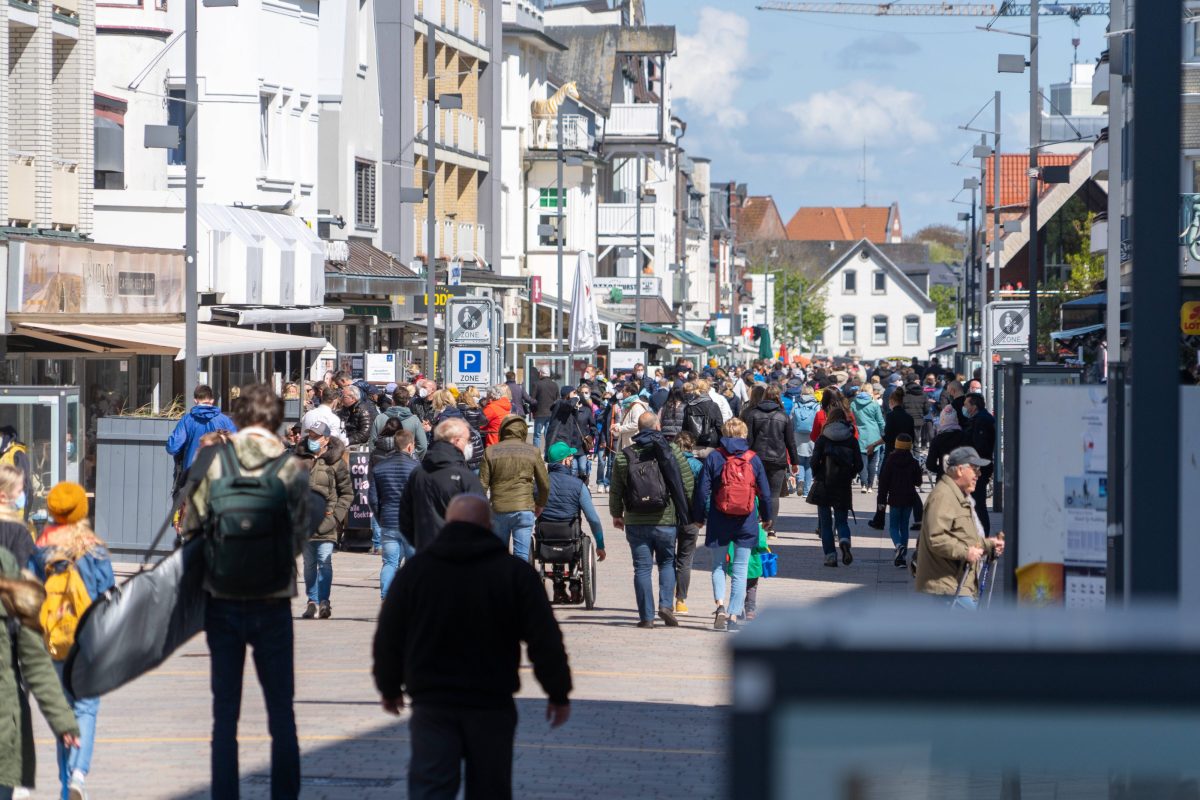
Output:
top-left (772, 271), bottom-right (828, 350)
top-left (929, 284), bottom-right (957, 327)
top-left (912, 224), bottom-right (966, 266)
top-left (1036, 211), bottom-right (1106, 357)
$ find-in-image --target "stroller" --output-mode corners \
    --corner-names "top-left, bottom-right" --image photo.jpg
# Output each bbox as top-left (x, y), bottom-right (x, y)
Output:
top-left (530, 516), bottom-right (597, 609)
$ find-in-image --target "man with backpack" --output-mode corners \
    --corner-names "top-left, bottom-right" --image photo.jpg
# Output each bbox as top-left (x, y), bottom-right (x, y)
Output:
top-left (182, 383), bottom-right (310, 800)
top-left (790, 385), bottom-right (820, 497)
top-left (681, 381), bottom-right (723, 449)
top-left (610, 412), bottom-right (694, 628)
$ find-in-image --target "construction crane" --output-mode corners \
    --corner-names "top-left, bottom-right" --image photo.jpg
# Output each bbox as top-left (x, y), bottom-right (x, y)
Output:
top-left (755, 2), bottom-right (1109, 21)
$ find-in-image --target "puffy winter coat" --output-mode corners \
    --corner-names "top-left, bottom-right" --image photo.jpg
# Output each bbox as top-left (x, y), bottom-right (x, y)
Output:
top-left (297, 438), bottom-right (353, 541)
top-left (658, 399), bottom-right (686, 441)
top-left (742, 400), bottom-right (798, 469)
top-left (339, 400), bottom-right (376, 446)
top-left (436, 405), bottom-right (483, 472)
top-left (369, 450), bottom-right (420, 534)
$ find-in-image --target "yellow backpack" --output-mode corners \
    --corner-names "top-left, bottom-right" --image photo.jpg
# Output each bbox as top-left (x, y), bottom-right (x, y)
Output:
top-left (39, 558), bottom-right (91, 660)
top-left (0, 441), bottom-right (27, 469)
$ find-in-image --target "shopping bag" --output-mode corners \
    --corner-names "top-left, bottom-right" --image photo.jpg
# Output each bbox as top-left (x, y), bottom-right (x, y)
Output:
top-left (760, 550), bottom-right (778, 578)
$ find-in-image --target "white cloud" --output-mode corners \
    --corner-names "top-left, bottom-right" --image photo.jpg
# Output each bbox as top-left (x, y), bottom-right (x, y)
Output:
top-left (784, 81), bottom-right (938, 152)
top-left (674, 7), bottom-right (750, 129)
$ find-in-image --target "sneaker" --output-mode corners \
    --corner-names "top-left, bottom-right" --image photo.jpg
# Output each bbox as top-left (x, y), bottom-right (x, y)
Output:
top-left (823, 553), bottom-right (838, 568)
top-left (301, 601), bottom-right (318, 620)
top-left (637, 620), bottom-right (654, 629)
top-left (675, 599), bottom-right (689, 614)
top-left (861, 485), bottom-right (870, 493)
top-left (725, 619), bottom-right (740, 632)
top-left (569, 582), bottom-right (583, 604)
top-left (840, 540), bottom-right (854, 566)
top-left (69, 770), bottom-right (87, 800)
top-left (552, 585), bottom-right (569, 604)
top-left (318, 601), bottom-right (332, 619)
top-left (911, 522), bottom-right (922, 531)
top-left (713, 605), bottom-right (728, 631)
top-left (744, 610), bottom-right (757, 621)
top-left (893, 545), bottom-right (908, 568)
top-left (658, 608), bottom-right (680, 627)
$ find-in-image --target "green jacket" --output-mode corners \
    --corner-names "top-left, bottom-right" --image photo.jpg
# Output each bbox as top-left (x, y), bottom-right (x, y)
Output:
top-left (609, 439), bottom-right (695, 527)
top-left (0, 547), bottom-right (79, 790)
top-left (480, 416), bottom-right (550, 513)
top-left (915, 474), bottom-right (997, 598)
top-left (728, 523), bottom-right (770, 580)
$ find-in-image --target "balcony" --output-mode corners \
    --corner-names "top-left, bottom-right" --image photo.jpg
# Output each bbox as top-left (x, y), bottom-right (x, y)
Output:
top-left (1092, 51), bottom-right (1109, 106)
top-left (52, 161), bottom-right (79, 229)
top-left (527, 114), bottom-right (591, 152)
top-left (606, 104), bottom-right (662, 139)
top-left (415, 100), bottom-right (487, 159)
top-left (1092, 131), bottom-right (1108, 181)
top-left (598, 203), bottom-right (655, 238)
top-left (8, 153), bottom-right (35, 224)
top-left (1090, 212), bottom-right (1108, 255)
top-left (419, 0), bottom-right (486, 47)
top-left (414, 212), bottom-right (488, 260)
top-left (417, 0), bottom-right (442, 27)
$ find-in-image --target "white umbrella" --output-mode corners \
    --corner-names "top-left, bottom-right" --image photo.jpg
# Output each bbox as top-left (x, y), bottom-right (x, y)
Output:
top-left (568, 250), bottom-right (602, 351)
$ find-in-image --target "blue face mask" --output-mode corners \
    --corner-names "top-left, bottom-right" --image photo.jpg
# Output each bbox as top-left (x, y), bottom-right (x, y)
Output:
top-left (14, 492), bottom-right (26, 511)
top-left (306, 438), bottom-right (322, 454)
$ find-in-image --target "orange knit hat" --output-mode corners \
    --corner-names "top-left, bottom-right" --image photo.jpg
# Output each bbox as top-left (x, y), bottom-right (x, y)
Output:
top-left (47, 481), bottom-right (88, 524)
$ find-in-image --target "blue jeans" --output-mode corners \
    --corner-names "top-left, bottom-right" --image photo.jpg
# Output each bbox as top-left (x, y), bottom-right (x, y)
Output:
top-left (53, 661), bottom-right (98, 797)
top-left (888, 506), bottom-right (913, 549)
top-left (818, 506), bottom-right (851, 556)
top-left (934, 593), bottom-right (979, 610)
top-left (573, 454), bottom-right (591, 482)
top-left (795, 455), bottom-right (813, 496)
top-left (494, 510), bottom-right (536, 561)
top-left (710, 543), bottom-right (752, 619)
top-left (302, 540), bottom-right (334, 603)
top-left (205, 598), bottom-right (300, 800)
top-left (380, 528), bottom-right (416, 599)
top-left (596, 451), bottom-right (614, 487)
top-left (625, 525), bottom-right (677, 622)
top-left (533, 418), bottom-right (551, 447)
top-left (859, 448), bottom-right (882, 489)
top-left (370, 516), bottom-right (382, 550)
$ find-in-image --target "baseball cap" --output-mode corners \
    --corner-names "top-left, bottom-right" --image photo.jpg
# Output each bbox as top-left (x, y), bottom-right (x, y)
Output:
top-left (306, 421), bottom-right (331, 437)
top-left (946, 446), bottom-right (991, 468)
top-left (547, 441), bottom-right (578, 462)
top-left (385, 382), bottom-right (398, 393)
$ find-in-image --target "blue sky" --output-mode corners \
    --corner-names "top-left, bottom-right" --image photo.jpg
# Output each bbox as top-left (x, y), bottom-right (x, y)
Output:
top-left (649, 1), bottom-right (1109, 236)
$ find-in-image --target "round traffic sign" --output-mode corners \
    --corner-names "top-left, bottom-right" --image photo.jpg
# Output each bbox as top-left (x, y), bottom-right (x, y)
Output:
top-left (999, 310), bottom-right (1024, 336)
top-left (458, 305), bottom-right (484, 330)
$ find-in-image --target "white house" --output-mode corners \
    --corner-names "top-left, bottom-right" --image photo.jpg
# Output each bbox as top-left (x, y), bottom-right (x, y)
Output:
top-left (811, 239), bottom-right (937, 361)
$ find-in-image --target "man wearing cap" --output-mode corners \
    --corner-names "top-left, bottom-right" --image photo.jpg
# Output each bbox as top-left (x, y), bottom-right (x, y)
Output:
top-left (915, 446), bottom-right (1005, 609)
top-left (540, 442), bottom-right (606, 603)
top-left (479, 415), bottom-right (549, 561)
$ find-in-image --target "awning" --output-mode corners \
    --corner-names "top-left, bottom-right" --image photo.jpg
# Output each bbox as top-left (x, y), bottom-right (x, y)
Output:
top-left (635, 324), bottom-right (720, 350)
top-left (16, 322), bottom-right (328, 360)
top-left (1050, 322), bottom-right (1129, 341)
top-left (209, 306), bottom-right (346, 325)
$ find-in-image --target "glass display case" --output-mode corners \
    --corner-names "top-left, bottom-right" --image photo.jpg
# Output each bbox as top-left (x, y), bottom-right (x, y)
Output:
top-left (0, 386), bottom-right (82, 522)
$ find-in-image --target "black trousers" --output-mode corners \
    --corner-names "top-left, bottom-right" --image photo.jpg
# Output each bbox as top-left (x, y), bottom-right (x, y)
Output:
top-left (409, 702), bottom-right (518, 800)
top-left (764, 465), bottom-right (788, 522)
top-left (675, 527), bottom-right (698, 601)
top-left (972, 469), bottom-right (992, 536)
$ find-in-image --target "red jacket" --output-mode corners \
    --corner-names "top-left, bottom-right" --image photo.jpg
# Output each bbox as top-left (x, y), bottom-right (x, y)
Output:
top-left (809, 408), bottom-right (858, 443)
top-left (482, 397), bottom-right (512, 447)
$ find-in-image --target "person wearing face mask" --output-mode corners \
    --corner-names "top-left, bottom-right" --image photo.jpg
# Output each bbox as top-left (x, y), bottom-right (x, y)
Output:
top-left (295, 422), bottom-right (352, 619)
top-left (0, 464), bottom-right (34, 569)
top-left (398, 418), bottom-right (487, 551)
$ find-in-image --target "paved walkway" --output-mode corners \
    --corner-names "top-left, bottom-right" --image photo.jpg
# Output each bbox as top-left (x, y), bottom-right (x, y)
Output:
top-left (29, 480), bottom-right (967, 799)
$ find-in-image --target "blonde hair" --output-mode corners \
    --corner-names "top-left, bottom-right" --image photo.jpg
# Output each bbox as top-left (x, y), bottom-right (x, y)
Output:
top-left (722, 417), bottom-right (748, 438)
top-left (695, 378), bottom-right (711, 393)
top-left (431, 389), bottom-right (456, 412)
top-left (462, 386), bottom-right (481, 408)
top-left (42, 521), bottom-right (106, 561)
top-left (0, 465), bottom-right (23, 505)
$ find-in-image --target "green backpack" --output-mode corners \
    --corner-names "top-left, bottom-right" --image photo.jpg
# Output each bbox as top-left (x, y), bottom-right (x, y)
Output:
top-left (203, 443), bottom-right (294, 598)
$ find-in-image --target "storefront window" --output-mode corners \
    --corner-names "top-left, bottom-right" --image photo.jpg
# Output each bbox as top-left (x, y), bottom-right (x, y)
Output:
top-left (31, 358), bottom-right (79, 387)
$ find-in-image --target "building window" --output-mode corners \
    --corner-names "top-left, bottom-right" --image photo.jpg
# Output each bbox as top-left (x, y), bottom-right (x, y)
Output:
top-left (354, 159), bottom-right (376, 229)
top-left (539, 187), bottom-right (564, 208)
top-left (840, 315), bottom-right (856, 345)
top-left (167, 89), bottom-right (187, 166)
top-left (904, 315), bottom-right (920, 346)
top-left (538, 214), bottom-right (563, 247)
top-left (259, 93), bottom-right (272, 172)
top-left (843, 270), bottom-right (856, 294)
top-left (873, 270), bottom-right (886, 294)
top-left (872, 315), bottom-right (888, 346)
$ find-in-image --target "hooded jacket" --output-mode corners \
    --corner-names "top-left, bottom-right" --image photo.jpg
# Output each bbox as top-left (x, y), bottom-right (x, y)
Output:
top-left (682, 395), bottom-right (723, 448)
top-left (295, 438), bottom-right (352, 541)
top-left (926, 426), bottom-right (964, 480)
top-left (658, 398), bottom-right (686, 441)
top-left (371, 405), bottom-right (428, 460)
top-left (902, 383), bottom-right (931, 430)
top-left (877, 448), bottom-right (924, 509)
top-left (541, 462), bottom-right (606, 549)
top-left (480, 416), bottom-right (550, 514)
top-left (693, 436), bottom-right (773, 548)
top-left (482, 396), bottom-right (512, 447)
top-left (743, 400), bottom-right (798, 469)
top-left (851, 392), bottom-right (887, 453)
top-left (166, 403), bottom-right (237, 469)
top-left (615, 397), bottom-right (650, 451)
top-left (372, 521), bottom-right (572, 708)
top-left (544, 398), bottom-right (597, 455)
top-left (810, 421), bottom-right (864, 511)
top-left (397, 440), bottom-right (486, 551)
top-left (609, 429), bottom-right (694, 528)
top-left (792, 394), bottom-right (819, 458)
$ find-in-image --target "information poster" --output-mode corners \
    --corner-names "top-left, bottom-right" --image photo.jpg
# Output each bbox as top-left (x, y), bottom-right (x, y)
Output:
top-left (346, 451), bottom-right (372, 530)
top-left (1064, 475), bottom-right (1107, 566)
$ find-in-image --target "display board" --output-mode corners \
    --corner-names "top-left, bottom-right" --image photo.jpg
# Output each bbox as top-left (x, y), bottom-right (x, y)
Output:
top-left (608, 349), bottom-right (647, 374)
top-left (364, 353), bottom-right (399, 383)
top-left (346, 450), bottom-right (372, 530)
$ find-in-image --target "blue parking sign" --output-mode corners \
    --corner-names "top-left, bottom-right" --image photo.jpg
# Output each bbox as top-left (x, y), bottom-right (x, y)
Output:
top-left (458, 349), bottom-right (481, 372)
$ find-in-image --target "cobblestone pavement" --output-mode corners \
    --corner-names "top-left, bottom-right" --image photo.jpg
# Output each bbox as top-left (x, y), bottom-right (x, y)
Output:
top-left (29, 477), bottom-right (986, 799)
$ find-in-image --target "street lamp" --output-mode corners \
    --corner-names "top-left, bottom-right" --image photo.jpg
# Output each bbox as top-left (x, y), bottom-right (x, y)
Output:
top-left (553, 105), bottom-right (583, 353)
top-left (962, 178), bottom-right (980, 353)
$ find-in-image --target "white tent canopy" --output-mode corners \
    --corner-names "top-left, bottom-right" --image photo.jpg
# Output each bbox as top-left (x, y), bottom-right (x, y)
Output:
top-left (16, 322), bottom-right (328, 360)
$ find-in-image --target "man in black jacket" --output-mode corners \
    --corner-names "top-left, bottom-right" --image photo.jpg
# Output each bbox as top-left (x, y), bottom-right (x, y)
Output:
top-left (373, 494), bottom-right (571, 800)
top-left (963, 393), bottom-right (996, 534)
top-left (397, 418), bottom-right (486, 550)
top-left (338, 385), bottom-right (376, 446)
top-left (530, 369), bottom-right (561, 448)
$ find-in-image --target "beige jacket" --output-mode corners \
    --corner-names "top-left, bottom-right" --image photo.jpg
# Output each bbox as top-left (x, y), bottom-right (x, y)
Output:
top-left (915, 474), bottom-right (996, 598)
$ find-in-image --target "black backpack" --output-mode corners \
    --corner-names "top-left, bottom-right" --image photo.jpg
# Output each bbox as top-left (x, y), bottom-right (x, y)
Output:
top-left (622, 446), bottom-right (669, 513)
top-left (684, 403), bottom-right (715, 445)
top-left (203, 444), bottom-right (295, 598)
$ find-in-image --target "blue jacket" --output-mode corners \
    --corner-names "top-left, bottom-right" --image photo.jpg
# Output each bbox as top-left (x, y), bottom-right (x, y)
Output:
top-left (31, 543), bottom-right (116, 601)
top-left (368, 450), bottom-right (420, 535)
top-left (541, 463), bottom-right (605, 549)
top-left (166, 404), bottom-right (236, 468)
top-left (693, 436), bottom-right (773, 548)
top-left (850, 393), bottom-right (886, 453)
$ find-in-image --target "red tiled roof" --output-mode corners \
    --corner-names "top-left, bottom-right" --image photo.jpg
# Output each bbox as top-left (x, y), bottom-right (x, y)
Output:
top-left (985, 153), bottom-right (1076, 210)
top-left (737, 195), bottom-right (786, 242)
top-left (785, 206), bottom-right (892, 243)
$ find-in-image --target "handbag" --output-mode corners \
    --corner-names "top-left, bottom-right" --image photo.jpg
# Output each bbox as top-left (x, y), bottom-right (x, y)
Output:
top-left (805, 479), bottom-right (827, 506)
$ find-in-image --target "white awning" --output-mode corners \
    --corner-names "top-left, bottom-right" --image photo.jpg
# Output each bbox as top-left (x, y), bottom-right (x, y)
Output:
top-left (208, 306), bottom-right (346, 325)
top-left (16, 322), bottom-right (328, 360)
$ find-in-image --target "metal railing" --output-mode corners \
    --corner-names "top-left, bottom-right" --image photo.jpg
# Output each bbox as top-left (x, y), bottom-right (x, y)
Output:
top-left (607, 104), bottom-right (662, 138)
top-left (598, 203), bottom-right (656, 237)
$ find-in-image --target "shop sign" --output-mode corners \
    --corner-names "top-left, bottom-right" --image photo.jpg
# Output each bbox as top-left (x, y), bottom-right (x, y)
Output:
top-left (1183, 301), bottom-right (1200, 335)
top-left (592, 276), bottom-right (661, 300)
top-left (8, 239), bottom-right (183, 315)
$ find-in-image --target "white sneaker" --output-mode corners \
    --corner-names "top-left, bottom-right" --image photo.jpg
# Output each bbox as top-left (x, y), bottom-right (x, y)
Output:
top-left (69, 770), bottom-right (88, 800)
top-left (14, 788), bottom-right (30, 800)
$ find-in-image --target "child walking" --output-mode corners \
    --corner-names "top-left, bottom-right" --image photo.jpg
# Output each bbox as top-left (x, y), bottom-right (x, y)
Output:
top-left (875, 433), bottom-right (924, 567)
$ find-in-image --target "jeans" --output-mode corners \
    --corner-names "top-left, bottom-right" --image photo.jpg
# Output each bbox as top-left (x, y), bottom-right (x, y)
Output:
top-left (0, 787), bottom-right (11, 800)
top-left (205, 598), bottom-right (299, 800)
top-left (573, 454), bottom-right (591, 482)
top-left (53, 661), bottom-right (98, 798)
top-left (675, 527), bottom-right (699, 602)
top-left (888, 506), bottom-right (913, 549)
top-left (711, 544), bottom-right (751, 619)
top-left (764, 465), bottom-right (787, 521)
top-left (858, 449), bottom-right (882, 489)
top-left (795, 455), bottom-right (813, 496)
top-left (408, 702), bottom-right (518, 800)
top-left (817, 506), bottom-right (851, 556)
top-left (302, 540), bottom-right (334, 604)
top-left (596, 451), bottom-right (614, 487)
top-left (532, 418), bottom-right (551, 448)
top-left (625, 525), bottom-right (677, 622)
top-left (494, 510), bottom-right (536, 561)
top-left (380, 528), bottom-right (416, 599)
top-left (370, 516), bottom-right (381, 550)
top-left (933, 593), bottom-right (979, 610)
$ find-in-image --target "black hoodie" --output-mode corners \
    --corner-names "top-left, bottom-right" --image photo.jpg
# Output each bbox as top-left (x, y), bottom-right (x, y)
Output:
top-left (397, 440), bottom-right (486, 550)
top-left (373, 521), bottom-right (572, 709)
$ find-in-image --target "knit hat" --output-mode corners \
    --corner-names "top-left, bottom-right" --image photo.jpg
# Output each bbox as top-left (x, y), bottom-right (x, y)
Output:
top-left (47, 481), bottom-right (88, 524)
top-left (447, 386), bottom-right (461, 399)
